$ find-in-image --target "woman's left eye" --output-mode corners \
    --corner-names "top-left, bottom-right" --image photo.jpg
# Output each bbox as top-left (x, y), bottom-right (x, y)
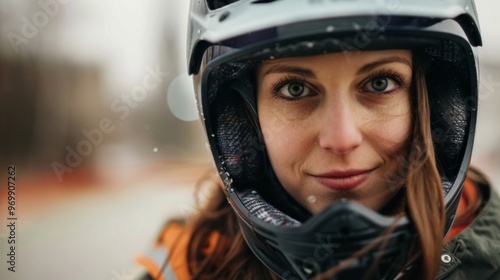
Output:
top-left (364, 76), bottom-right (398, 93)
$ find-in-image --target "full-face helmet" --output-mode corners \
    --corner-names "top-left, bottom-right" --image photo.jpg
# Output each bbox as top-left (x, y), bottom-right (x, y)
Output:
top-left (187, 0), bottom-right (481, 279)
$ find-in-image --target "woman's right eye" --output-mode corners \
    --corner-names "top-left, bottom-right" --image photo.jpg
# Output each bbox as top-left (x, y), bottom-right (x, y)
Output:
top-left (277, 82), bottom-right (311, 99)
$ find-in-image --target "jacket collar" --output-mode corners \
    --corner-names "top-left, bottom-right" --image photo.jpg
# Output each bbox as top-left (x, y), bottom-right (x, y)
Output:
top-left (437, 183), bottom-right (500, 279)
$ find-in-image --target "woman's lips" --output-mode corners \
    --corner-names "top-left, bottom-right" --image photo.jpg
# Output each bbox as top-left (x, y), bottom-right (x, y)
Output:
top-left (313, 169), bottom-right (374, 191)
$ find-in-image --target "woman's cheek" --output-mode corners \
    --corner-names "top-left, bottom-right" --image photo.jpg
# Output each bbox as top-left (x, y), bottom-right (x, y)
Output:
top-left (376, 113), bottom-right (412, 153)
top-left (261, 114), bottom-right (309, 175)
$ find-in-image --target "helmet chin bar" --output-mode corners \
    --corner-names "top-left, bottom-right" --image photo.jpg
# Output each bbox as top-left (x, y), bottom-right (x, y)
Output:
top-left (229, 189), bottom-right (415, 280)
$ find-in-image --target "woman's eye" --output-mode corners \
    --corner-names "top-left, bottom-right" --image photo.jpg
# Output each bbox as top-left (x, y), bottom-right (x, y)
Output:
top-left (365, 77), bottom-right (398, 93)
top-left (278, 82), bottom-right (310, 98)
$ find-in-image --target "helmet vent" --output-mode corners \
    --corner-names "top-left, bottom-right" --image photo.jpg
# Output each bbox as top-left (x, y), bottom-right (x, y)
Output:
top-left (219, 11), bottom-right (230, 22)
top-left (252, 0), bottom-right (279, 3)
top-left (207, 0), bottom-right (240, 10)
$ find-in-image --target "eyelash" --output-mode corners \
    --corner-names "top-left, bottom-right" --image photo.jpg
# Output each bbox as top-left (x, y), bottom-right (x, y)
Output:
top-left (360, 70), bottom-right (408, 94)
top-left (269, 70), bottom-right (409, 101)
top-left (270, 75), bottom-right (313, 102)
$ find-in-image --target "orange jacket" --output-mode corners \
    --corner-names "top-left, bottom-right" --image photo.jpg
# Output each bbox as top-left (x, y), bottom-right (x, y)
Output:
top-left (137, 223), bottom-right (221, 280)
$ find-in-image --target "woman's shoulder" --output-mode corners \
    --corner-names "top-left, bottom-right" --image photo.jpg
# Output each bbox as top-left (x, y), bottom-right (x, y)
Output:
top-left (440, 177), bottom-right (500, 279)
top-left (135, 221), bottom-right (224, 280)
top-left (136, 222), bottom-right (192, 280)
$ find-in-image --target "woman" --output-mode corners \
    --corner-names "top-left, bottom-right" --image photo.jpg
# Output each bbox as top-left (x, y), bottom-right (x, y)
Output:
top-left (137, 0), bottom-right (500, 279)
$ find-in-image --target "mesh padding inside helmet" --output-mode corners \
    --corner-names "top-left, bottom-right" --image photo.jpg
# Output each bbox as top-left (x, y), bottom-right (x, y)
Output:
top-left (426, 40), bottom-right (471, 189)
top-left (209, 62), bottom-right (265, 191)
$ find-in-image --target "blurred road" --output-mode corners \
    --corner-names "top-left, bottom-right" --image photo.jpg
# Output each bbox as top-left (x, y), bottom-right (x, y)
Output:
top-left (0, 161), bottom-right (207, 280)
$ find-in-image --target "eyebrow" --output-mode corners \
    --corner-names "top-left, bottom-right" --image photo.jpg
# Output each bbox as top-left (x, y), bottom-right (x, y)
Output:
top-left (261, 55), bottom-right (412, 77)
top-left (262, 65), bottom-right (316, 78)
top-left (356, 56), bottom-right (412, 75)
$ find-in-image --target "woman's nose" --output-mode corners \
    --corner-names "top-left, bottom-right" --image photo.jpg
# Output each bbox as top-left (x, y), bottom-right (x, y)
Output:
top-left (317, 97), bottom-right (363, 155)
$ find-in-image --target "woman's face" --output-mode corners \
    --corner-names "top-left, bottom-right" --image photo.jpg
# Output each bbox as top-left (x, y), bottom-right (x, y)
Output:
top-left (256, 50), bottom-right (413, 214)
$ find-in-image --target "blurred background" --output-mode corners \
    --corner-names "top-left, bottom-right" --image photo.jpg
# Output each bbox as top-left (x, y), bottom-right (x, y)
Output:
top-left (0, 1), bottom-right (498, 279)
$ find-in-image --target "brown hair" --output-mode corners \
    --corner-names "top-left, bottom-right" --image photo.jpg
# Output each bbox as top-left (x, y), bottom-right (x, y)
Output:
top-left (155, 55), bottom-right (454, 279)
top-left (401, 53), bottom-right (445, 279)
top-left (155, 172), bottom-right (278, 280)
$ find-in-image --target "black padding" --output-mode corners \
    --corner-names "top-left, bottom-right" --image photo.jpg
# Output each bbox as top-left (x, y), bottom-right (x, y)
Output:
top-left (425, 40), bottom-right (471, 192)
top-left (210, 63), bottom-right (264, 191)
